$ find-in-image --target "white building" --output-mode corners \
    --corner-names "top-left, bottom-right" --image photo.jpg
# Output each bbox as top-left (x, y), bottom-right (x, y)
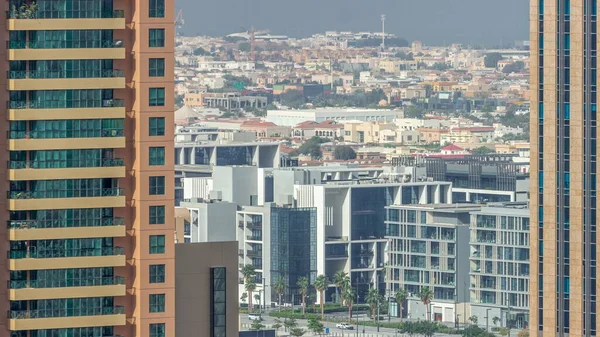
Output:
top-left (267, 108), bottom-right (398, 127)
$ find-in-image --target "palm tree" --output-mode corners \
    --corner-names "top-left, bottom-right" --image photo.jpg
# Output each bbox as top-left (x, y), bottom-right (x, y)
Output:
top-left (297, 276), bottom-right (309, 315)
top-left (245, 278), bottom-right (257, 312)
top-left (333, 271), bottom-right (348, 304)
top-left (365, 287), bottom-right (382, 319)
top-left (341, 286), bottom-right (355, 320)
top-left (314, 274), bottom-right (329, 319)
top-left (394, 288), bottom-right (408, 321)
top-left (419, 286), bottom-right (434, 321)
top-left (273, 275), bottom-right (287, 309)
top-left (241, 264), bottom-right (257, 310)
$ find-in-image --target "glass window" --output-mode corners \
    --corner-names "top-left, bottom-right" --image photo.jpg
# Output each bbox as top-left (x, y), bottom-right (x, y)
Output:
top-left (149, 176), bottom-right (165, 195)
top-left (149, 58), bottom-right (165, 77)
top-left (149, 117), bottom-right (165, 136)
top-left (149, 29), bottom-right (165, 47)
top-left (149, 0), bottom-right (165, 17)
top-left (149, 88), bottom-right (165, 106)
top-left (150, 264), bottom-right (165, 283)
top-left (150, 235), bottom-right (165, 254)
top-left (149, 294), bottom-right (165, 312)
top-left (150, 206), bottom-right (165, 224)
top-left (211, 267), bottom-right (226, 337)
top-left (150, 323), bottom-right (165, 337)
top-left (149, 147), bottom-right (165, 165)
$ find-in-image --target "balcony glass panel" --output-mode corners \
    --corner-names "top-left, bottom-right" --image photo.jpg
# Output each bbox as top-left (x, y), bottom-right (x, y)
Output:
top-left (9, 30), bottom-right (121, 49)
top-left (9, 208), bottom-right (120, 229)
top-left (8, 0), bottom-right (123, 19)
top-left (9, 149), bottom-right (123, 169)
top-left (9, 238), bottom-right (123, 259)
top-left (10, 297), bottom-right (122, 319)
top-left (9, 178), bottom-right (122, 199)
top-left (9, 119), bottom-right (124, 139)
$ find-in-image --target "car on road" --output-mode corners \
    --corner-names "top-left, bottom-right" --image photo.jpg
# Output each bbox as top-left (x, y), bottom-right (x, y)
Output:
top-left (336, 323), bottom-right (354, 330)
top-left (248, 313), bottom-right (262, 321)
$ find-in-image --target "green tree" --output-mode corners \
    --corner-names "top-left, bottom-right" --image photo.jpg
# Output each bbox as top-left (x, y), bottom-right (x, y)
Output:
top-left (272, 319), bottom-right (283, 333)
top-left (333, 146), bottom-right (357, 160)
top-left (314, 275), bottom-right (329, 319)
top-left (241, 264), bottom-right (257, 311)
top-left (499, 327), bottom-right (510, 336)
top-left (283, 318), bottom-right (298, 332)
top-left (238, 42), bottom-right (251, 52)
top-left (365, 287), bottom-right (383, 319)
top-left (273, 275), bottom-right (286, 308)
top-left (250, 320), bottom-right (265, 331)
top-left (502, 61), bottom-right (525, 73)
top-left (240, 292), bottom-right (247, 305)
top-left (469, 315), bottom-right (479, 325)
top-left (517, 329), bottom-right (530, 337)
top-left (472, 146), bottom-right (494, 155)
top-left (297, 276), bottom-right (309, 315)
top-left (431, 62), bottom-right (450, 71)
top-left (307, 318), bottom-right (325, 336)
top-left (333, 271), bottom-right (348, 304)
top-left (193, 47), bottom-right (209, 56)
top-left (294, 136), bottom-right (327, 159)
top-left (484, 53), bottom-right (503, 68)
top-left (289, 328), bottom-right (306, 337)
top-left (492, 316), bottom-right (500, 326)
top-left (404, 106), bottom-right (426, 118)
top-left (280, 90), bottom-right (306, 109)
top-left (394, 288), bottom-right (408, 321)
top-left (419, 286), bottom-right (434, 321)
top-left (341, 285), bottom-right (355, 320)
top-left (461, 324), bottom-right (495, 337)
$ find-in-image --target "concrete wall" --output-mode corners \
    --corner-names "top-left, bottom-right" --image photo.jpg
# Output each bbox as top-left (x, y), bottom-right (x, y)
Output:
top-left (212, 166), bottom-right (259, 206)
top-left (175, 241), bottom-right (239, 337)
top-left (205, 202), bottom-right (238, 242)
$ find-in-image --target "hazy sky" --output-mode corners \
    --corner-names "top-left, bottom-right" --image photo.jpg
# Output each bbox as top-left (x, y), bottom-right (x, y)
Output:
top-left (180, 0), bottom-right (528, 46)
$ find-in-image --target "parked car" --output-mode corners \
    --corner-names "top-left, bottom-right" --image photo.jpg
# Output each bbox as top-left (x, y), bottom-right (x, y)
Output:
top-left (336, 323), bottom-right (354, 330)
top-left (248, 313), bottom-right (262, 321)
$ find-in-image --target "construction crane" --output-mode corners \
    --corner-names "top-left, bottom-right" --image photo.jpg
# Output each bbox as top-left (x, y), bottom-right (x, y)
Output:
top-left (175, 9), bottom-right (184, 36)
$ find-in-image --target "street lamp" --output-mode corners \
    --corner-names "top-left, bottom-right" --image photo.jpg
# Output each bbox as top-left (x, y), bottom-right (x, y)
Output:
top-left (485, 308), bottom-right (491, 332)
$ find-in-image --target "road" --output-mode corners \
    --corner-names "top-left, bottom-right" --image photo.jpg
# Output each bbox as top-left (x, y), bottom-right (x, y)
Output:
top-left (239, 312), bottom-right (525, 337)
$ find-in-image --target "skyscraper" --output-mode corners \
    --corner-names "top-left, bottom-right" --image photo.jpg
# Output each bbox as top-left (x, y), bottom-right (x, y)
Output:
top-left (0, 0), bottom-right (175, 336)
top-left (530, 0), bottom-right (597, 336)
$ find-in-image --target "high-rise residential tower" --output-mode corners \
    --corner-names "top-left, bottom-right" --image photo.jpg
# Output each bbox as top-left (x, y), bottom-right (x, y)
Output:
top-left (0, 0), bottom-right (175, 336)
top-left (530, 0), bottom-right (597, 336)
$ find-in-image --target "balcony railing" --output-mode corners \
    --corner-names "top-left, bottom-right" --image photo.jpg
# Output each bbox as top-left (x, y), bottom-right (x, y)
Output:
top-left (8, 158), bottom-right (125, 169)
top-left (9, 276), bottom-right (125, 289)
top-left (9, 306), bottom-right (125, 319)
top-left (8, 246), bottom-right (125, 259)
top-left (8, 187), bottom-right (125, 199)
top-left (8, 99), bottom-right (125, 109)
top-left (8, 39), bottom-right (124, 49)
top-left (8, 129), bottom-right (124, 139)
top-left (8, 217), bottom-right (125, 229)
top-left (8, 69), bottom-right (125, 79)
top-left (247, 235), bottom-right (262, 241)
top-left (6, 9), bottom-right (125, 19)
top-left (247, 250), bottom-right (262, 257)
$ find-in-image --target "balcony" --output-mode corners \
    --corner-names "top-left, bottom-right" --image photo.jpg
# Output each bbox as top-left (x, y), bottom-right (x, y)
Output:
top-left (9, 246), bottom-right (126, 270)
top-left (8, 99), bottom-right (125, 121)
top-left (247, 250), bottom-right (262, 258)
top-left (7, 10), bottom-right (125, 30)
top-left (9, 306), bottom-right (125, 331)
top-left (356, 249), bottom-right (374, 257)
top-left (8, 131), bottom-right (126, 151)
top-left (8, 158), bottom-right (126, 181)
top-left (8, 40), bottom-right (125, 60)
top-left (8, 217), bottom-right (126, 240)
top-left (8, 70), bottom-right (126, 90)
top-left (247, 221), bottom-right (262, 229)
top-left (246, 235), bottom-right (262, 241)
top-left (9, 276), bottom-right (126, 300)
top-left (8, 188), bottom-right (126, 211)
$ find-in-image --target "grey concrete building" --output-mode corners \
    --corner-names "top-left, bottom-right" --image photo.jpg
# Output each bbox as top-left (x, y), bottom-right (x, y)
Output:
top-left (469, 203), bottom-right (530, 330)
top-left (385, 204), bottom-right (479, 324)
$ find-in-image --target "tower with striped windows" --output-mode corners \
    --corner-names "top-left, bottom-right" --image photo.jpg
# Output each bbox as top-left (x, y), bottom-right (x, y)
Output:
top-left (530, 0), bottom-right (599, 336)
top-left (0, 0), bottom-right (175, 336)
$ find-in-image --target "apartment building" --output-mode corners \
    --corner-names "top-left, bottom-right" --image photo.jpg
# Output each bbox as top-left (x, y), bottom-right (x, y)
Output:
top-left (3, 0), bottom-right (175, 336)
top-left (385, 204), bottom-right (477, 323)
top-left (469, 203), bottom-right (530, 330)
